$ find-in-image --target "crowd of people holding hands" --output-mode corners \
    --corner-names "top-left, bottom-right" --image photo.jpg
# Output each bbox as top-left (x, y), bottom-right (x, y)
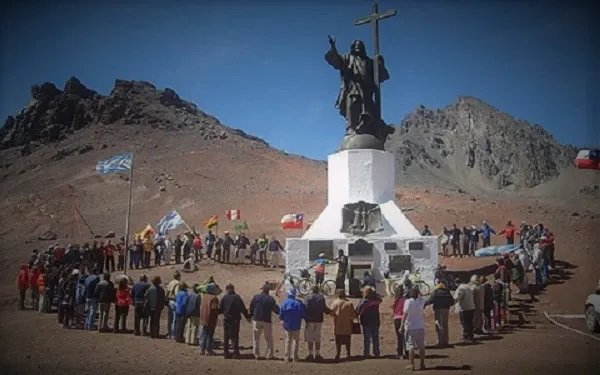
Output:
top-left (15, 218), bottom-right (557, 370)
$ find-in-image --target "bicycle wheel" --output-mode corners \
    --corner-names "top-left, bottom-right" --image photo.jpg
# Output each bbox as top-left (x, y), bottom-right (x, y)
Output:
top-left (297, 278), bottom-right (312, 296)
top-left (288, 275), bottom-right (300, 288)
top-left (321, 280), bottom-right (337, 296)
top-left (415, 280), bottom-right (431, 296)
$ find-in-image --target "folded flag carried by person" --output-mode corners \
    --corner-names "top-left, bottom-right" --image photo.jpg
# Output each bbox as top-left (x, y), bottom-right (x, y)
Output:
top-left (203, 216), bottom-right (219, 229)
top-left (157, 210), bottom-right (185, 235)
top-left (96, 153), bottom-right (132, 174)
top-left (281, 213), bottom-right (304, 229)
top-left (225, 209), bottom-right (241, 220)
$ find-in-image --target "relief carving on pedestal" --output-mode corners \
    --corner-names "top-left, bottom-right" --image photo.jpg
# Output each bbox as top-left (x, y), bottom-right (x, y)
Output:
top-left (341, 200), bottom-right (384, 236)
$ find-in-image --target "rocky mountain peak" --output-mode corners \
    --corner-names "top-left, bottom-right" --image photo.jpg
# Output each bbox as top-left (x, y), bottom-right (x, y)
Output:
top-left (63, 76), bottom-right (97, 99)
top-left (387, 97), bottom-right (578, 191)
top-left (0, 78), bottom-right (244, 150)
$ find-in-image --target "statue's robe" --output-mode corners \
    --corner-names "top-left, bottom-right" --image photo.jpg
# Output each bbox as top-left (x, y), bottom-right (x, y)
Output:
top-left (325, 47), bottom-right (389, 130)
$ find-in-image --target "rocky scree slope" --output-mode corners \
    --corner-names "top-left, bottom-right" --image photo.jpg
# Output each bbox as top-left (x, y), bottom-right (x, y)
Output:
top-left (386, 96), bottom-right (579, 193)
top-left (0, 77), bottom-right (267, 153)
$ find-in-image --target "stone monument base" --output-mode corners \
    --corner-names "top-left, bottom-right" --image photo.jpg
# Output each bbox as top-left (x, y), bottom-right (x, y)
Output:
top-left (284, 149), bottom-right (439, 291)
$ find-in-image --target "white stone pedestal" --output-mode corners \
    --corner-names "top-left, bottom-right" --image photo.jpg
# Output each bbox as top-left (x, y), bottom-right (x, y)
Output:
top-left (285, 149), bottom-right (438, 287)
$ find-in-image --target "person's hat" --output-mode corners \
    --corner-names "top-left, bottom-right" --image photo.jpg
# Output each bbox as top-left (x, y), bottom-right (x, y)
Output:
top-left (206, 284), bottom-right (217, 295)
top-left (224, 231), bottom-right (229, 234)
top-left (71, 269), bottom-right (80, 276)
top-left (287, 288), bottom-right (297, 298)
top-left (318, 252), bottom-right (325, 257)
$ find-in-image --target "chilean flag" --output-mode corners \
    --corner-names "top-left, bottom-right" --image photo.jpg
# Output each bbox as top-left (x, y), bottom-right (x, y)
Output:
top-left (226, 209), bottom-right (241, 220)
top-left (281, 213), bottom-right (304, 229)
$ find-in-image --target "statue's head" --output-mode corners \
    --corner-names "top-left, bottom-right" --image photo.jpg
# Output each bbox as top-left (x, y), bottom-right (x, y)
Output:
top-left (350, 40), bottom-right (366, 57)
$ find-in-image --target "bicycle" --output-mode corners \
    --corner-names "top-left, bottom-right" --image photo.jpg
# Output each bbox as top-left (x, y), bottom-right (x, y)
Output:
top-left (390, 268), bottom-right (432, 297)
top-left (296, 268), bottom-right (338, 297)
top-left (274, 270), bottom-right (301, 297)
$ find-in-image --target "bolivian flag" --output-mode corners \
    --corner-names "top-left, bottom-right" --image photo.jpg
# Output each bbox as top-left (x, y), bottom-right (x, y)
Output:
top-left (203, 215), bottom-right (219, 229)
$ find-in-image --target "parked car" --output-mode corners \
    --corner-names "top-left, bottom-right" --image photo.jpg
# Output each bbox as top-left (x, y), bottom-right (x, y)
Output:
top-left (585, 280), bottom-right (600, 333)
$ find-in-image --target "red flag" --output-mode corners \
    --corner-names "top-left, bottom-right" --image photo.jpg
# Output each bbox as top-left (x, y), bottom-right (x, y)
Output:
top-left (225, 209), bottom-right (241, 220)
top-left (281, 213), bottom-right (304, 229)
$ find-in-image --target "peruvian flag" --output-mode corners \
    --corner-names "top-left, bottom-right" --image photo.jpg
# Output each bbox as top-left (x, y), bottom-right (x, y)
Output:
top-left (281, 213), bottom-right (304, 229)
top-left (225, 209), bottom-right (241, 220)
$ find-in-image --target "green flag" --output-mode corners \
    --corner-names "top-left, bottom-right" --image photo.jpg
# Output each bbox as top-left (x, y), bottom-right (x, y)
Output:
top-left (233, 220), bottom-right (249, 232)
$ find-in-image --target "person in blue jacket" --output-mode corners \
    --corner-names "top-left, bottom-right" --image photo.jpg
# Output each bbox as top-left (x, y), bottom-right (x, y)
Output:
top-left (279, 288), bottom-right (306, 362)
top-left (174, 282), bottom-right (189, 343)
top-left (479, 221), bottom-right (496, 248)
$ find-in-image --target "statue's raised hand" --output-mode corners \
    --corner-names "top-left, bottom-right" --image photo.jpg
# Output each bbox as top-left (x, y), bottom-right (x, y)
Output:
top-left (328, 35), bottom-right (336, 48)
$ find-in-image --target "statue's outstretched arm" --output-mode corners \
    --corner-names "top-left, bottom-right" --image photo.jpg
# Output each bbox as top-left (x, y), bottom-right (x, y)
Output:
top-left (325, 35), bottom-right (344, 70)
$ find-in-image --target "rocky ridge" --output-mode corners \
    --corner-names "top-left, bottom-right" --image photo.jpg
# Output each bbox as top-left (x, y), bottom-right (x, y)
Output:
top-left (386, 96), bottom-right (579, 192)
top-left (0, 77), bottom-right (268, 153)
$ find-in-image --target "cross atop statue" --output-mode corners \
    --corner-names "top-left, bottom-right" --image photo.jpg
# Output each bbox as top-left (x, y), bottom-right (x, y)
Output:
top-left (325, 1), bottom-right (397, 151)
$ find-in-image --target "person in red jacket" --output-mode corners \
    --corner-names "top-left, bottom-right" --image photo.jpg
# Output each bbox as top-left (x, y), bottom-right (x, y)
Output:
top-left (105, 240), bottom-right (116, 273)
top-left (28, 265), bottom-right (41, 310)
top-left (115, 277), bottom-right (132, 332)
top-left (193, 236), bottom-right (203, 260)
top-left (498, 220), bottom-right (517, 245)
top-left (54, 245), bottom-right (65, 264)
top-left (16, 264), bottom-right (30, 310)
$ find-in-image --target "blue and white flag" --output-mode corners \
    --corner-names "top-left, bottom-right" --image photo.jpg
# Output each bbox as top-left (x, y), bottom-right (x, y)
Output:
top-left (157, 210), bottom-right (185, 235)
top-left (96, 153), bottom-right (133, 174)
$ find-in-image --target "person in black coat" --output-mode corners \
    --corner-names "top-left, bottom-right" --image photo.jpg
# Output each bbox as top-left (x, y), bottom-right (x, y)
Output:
top-left (450, 224), bottom-right (462, 257)
top-left (219, 283), bottom-right (251, 358)
top-left (481, 277), bottom-right (495, 331)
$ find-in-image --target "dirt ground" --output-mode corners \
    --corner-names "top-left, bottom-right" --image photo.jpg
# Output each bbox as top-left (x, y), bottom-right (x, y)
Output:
top-left (1, 186), bottom-right (599, 375)
top-left (1, 256), bottom-right (599, 375)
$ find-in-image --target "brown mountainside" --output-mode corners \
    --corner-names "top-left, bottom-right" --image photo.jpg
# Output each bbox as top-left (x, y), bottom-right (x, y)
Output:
top-left (0, 78), bottom-right (597, 244)
top-left (0, 77), bottom-right (326, 242)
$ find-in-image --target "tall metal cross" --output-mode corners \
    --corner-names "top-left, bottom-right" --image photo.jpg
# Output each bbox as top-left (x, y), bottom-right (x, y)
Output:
top-left (353, 2), bottom-right (396, 119)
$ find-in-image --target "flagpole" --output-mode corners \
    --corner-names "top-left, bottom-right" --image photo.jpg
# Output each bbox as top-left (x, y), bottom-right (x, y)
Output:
top-left (123, 153), bottom-right (134, 275)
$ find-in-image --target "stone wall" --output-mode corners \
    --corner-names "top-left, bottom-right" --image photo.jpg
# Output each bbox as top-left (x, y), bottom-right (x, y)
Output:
top-left (284, 236), bottom-right (439, 285)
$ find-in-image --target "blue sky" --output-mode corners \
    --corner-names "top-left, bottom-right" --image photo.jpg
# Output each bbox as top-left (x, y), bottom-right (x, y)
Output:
top-left (1, 0), bottom-right (595, 160)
